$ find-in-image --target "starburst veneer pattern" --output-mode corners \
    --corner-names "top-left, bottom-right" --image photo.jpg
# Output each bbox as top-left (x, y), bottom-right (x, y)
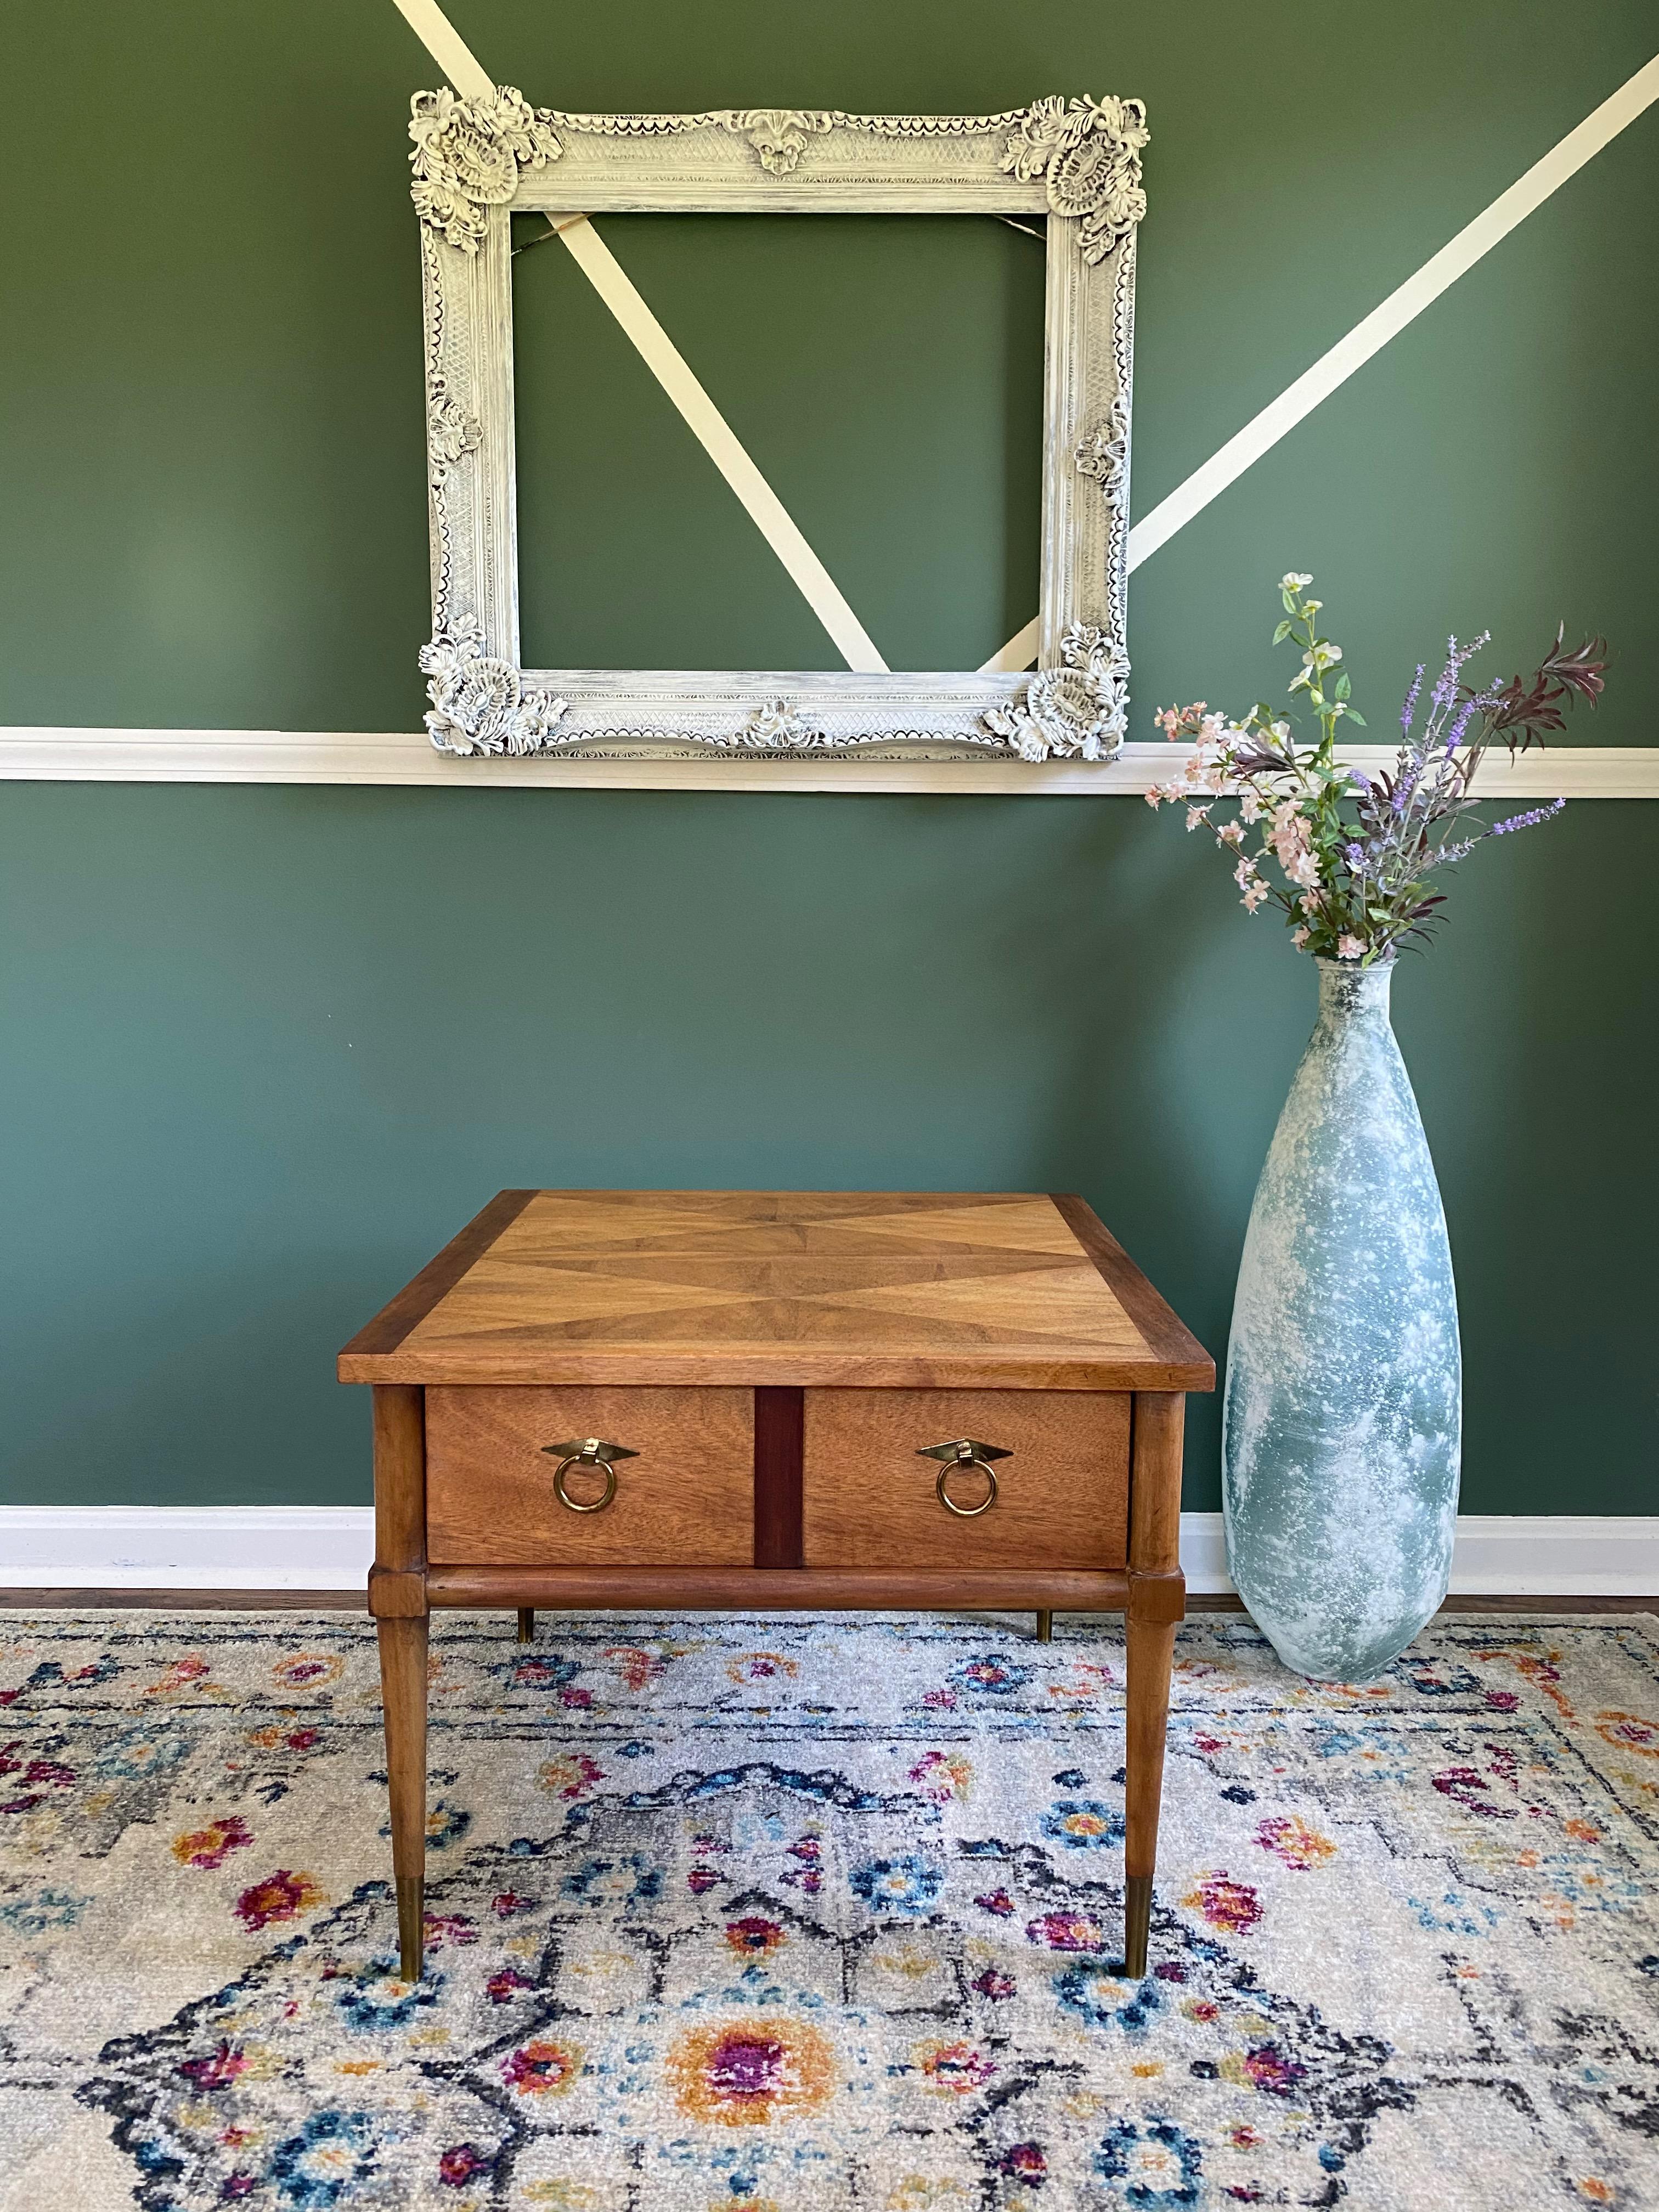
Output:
top-left (338, 1190), bottom-right (1210, 1390)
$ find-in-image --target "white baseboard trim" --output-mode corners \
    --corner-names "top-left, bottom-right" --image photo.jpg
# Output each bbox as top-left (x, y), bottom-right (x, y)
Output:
top-left (1183, 1513), bottom-right (1659, 1597)
top-left (1436, 1515), bottom-right (1659, 1596)
top-left (1180, 1514), bottom-right (1233, 1594)
top-left (0, 1507), bottom-right (1654, 1599)
top-left (0, 1508), bottom-right (377, 1590)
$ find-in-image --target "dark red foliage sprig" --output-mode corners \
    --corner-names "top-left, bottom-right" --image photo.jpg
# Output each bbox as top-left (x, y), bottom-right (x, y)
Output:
top-left (1474, 625), bottom-right (1606, 757)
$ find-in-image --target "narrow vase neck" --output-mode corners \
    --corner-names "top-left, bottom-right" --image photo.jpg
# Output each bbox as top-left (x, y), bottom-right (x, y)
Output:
top-left (1314, 956), bottom-right (1395, 1023)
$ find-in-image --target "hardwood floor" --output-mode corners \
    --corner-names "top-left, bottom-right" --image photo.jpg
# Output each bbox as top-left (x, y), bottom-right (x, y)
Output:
top-left (1190, 1593), bottom-right (1655, 1616)
top-left (0, 1589), bottom-right (1650, 1616)
top-left (0, 1589), bottom-right (373, 1611)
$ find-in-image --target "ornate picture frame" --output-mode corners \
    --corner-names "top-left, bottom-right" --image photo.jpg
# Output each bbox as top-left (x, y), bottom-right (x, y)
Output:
top-left (412, 92), bottom-right (1146, 763)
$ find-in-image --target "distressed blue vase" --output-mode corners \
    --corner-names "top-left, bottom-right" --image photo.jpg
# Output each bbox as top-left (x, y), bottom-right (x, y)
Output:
top-left (1223, 957), bottom-right (1460, 1682)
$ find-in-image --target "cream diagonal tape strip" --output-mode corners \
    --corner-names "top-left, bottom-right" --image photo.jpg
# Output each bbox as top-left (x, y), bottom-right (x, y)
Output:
top-left (547, 215), bottom-right (888, 672)
top-left (390, 0), bottom-right (887, 673)
top-left (1127, 53), bottom-right (1659, 572)
top-left (390, 0), bottom-right (494, 99)
top-left (988, 50), bottom-right (1659, 673)
top-left (980, 620), bottom-right (1039, 675)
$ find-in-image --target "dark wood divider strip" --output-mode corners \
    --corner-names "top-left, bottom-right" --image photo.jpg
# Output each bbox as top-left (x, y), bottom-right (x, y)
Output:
top-left (753, 1386), bottom-right (805, 1567)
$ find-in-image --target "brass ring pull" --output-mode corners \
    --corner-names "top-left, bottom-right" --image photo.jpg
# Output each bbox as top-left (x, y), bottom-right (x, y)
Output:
top-left (917, 1436), bottom-right (1012, 1519)
top-left (540, 1436), bottom-right (637, 1515)
top-left (552, 1452), bottom-right (617, 1513)
top-left (936, 1454), bottom-right (998, 1517)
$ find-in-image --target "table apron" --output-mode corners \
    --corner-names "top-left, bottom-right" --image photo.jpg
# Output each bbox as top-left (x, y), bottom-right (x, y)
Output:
top-left (421, 1564), bottom-right (1137, 1613)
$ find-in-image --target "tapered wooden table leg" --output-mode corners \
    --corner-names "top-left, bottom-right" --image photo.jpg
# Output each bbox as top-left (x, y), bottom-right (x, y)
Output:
top-left (1124, 1610), bottom-right (1176, 1978)
top-left (377, 1616), bottom-right (428, 1980)
top-left (1124, 1390), bottom-right (1186, 1979)
top-left (369, 1384), bottom-right (429, 1979)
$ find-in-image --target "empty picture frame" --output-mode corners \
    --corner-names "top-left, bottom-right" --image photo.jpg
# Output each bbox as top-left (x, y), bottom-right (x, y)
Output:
top-left (411, 91), bottom-right (1146, 763)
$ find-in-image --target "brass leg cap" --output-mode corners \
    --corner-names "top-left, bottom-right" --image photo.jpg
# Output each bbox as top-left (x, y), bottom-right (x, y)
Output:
top-left (516, 1608), bottom-right (535, 1644)
top-left (1035, 1610), bottom-right (1053, 1643)
top-left (1123, 1873), bottom-right (1153, 1979)
top-left (396, 1876), bottom-right (425, 1982)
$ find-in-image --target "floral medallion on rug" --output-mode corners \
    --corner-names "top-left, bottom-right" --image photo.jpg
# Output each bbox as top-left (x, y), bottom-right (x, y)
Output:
top-left (0, 1610), bottom-right (1655, 2211)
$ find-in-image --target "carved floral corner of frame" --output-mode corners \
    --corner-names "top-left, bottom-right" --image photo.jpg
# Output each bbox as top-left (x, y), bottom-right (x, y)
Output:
top-left (409, 84), bottom-right (563, 253)
top-left (979, 624), bottom-right (1131, 763)
top-left (419, 623), bottom-right (571, 756)
top-left (1000, 95), bottom-right (1148, 263)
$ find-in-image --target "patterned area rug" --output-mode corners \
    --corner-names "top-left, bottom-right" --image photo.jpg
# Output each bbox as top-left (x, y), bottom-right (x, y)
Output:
top-left (0, 1611), bottom-right (1655, 2211)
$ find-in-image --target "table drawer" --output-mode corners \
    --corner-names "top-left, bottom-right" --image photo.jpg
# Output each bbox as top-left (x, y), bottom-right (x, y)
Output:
top-left (802, 1389), bottom-right (1129, 1569)
top-left (425, 1386), bottom-right (753, 1565)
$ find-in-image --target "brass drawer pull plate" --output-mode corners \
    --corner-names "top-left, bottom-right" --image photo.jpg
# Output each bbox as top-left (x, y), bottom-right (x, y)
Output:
top-left (540, 1436), bottom-right (639, 1514)
top-left (916, 1437), bottom-right (1013, 1519)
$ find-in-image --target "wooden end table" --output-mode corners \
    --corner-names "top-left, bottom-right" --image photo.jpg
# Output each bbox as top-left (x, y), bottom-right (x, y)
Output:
top-left (338, 1191), bottom-right (1212, 1981)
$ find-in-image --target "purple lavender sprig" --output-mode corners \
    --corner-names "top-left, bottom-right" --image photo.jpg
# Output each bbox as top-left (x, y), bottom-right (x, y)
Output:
top-left (1350, 628), bottom-right (1585, 943)
top-left (1489, 797), bottom-right (1567, 835)
top-left (1399, 664), bottom-right (1424, 735)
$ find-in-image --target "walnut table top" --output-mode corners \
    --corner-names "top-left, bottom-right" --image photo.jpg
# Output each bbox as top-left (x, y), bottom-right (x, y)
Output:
top-left (337, 1189), bottom-right (1211, 1393)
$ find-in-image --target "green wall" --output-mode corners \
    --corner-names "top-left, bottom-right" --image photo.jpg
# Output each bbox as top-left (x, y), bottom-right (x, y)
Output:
top-left (2, 2), bottom-right (1654, 1514)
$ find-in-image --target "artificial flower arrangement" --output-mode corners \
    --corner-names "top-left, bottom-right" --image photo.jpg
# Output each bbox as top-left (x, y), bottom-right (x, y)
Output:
top-left (1147, 574), bottom-right (1606, 961)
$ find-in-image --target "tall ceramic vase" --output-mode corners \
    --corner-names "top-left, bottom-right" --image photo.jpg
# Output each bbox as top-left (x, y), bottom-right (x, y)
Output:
top-left (1223, 957), bottom-right (1460, 1682)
